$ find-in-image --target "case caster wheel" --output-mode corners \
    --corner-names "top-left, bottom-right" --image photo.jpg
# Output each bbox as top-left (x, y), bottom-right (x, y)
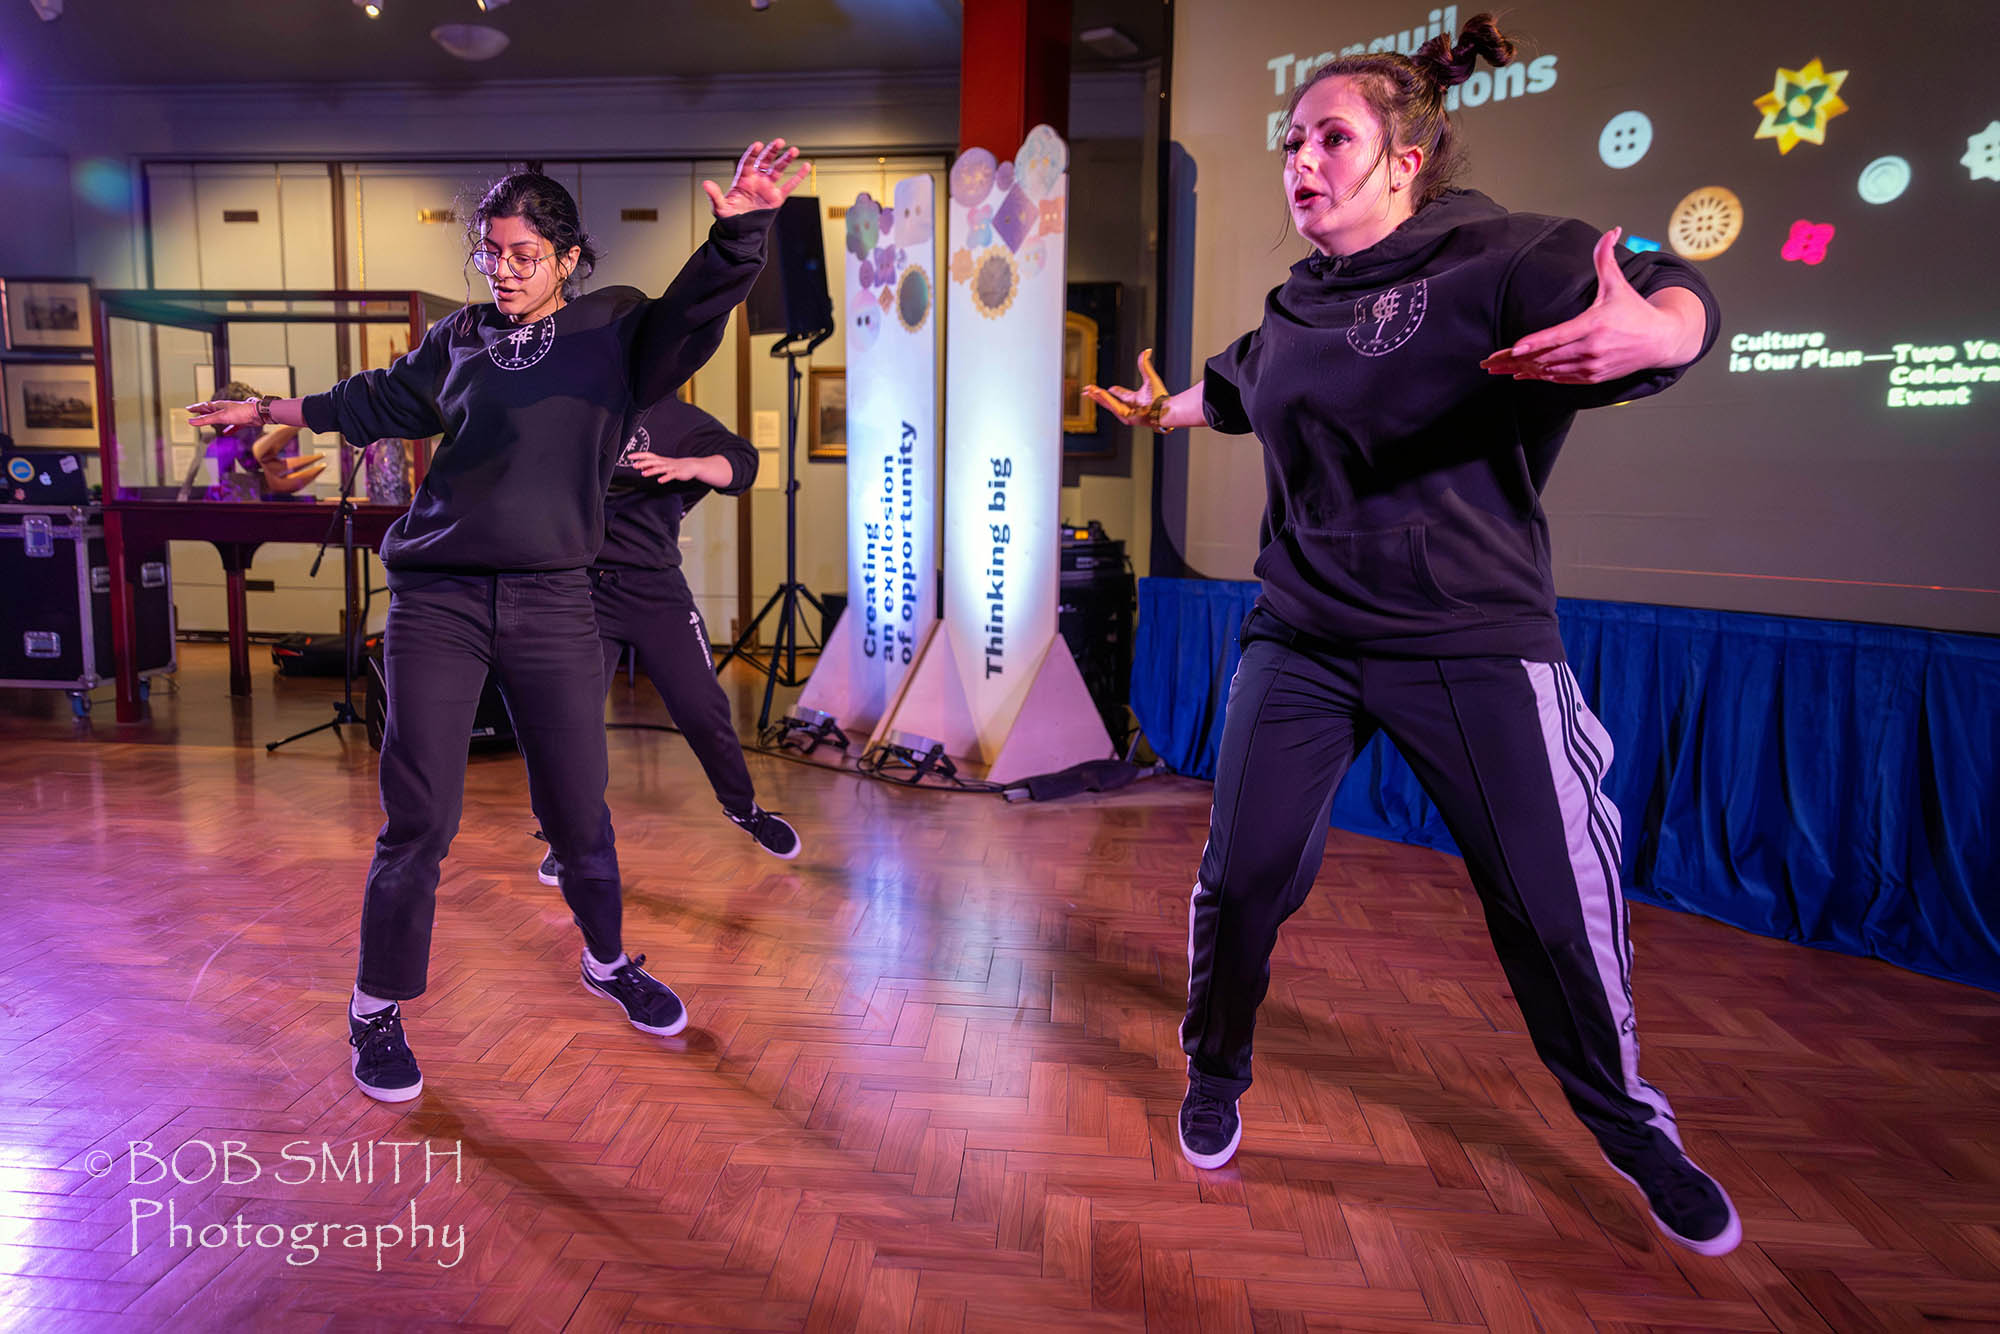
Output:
top-left (70, 693), bottom-right (92, 718)
top-left (138, 679), bottom-right (152, 701)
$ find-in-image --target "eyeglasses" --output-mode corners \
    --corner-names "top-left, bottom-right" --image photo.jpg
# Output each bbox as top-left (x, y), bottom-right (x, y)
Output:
top-left (470, 247), bottom-right (562, 280)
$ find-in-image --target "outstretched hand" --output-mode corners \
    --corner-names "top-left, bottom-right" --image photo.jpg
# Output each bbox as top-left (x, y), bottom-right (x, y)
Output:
top-left (1481, 228), bottom-right (1697, 384)
top-left (704, 140), bottom-right (811, 218)
top-left (185, 399), bottom-right (261, 430)
top-left (1083, 347), bottom-right (1171, 426)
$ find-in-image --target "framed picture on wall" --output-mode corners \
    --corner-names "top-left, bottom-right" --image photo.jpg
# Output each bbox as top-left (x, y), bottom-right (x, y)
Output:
top-left (3, 362), bottom-right (99, 449)
top-left (1062, 311), bottom-right (1099, 433)
top-left (809, 366), bottom-right (846, 461)
top-left (0, 277), bottom-right (95, 352)
top-left (1064, 282), bottom-right (1123, 459)
top-left (173, 363), bottom-right (298, 444)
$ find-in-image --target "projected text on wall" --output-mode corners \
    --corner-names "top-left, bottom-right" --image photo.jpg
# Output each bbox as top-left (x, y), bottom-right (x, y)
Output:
top-left (1258, 5), bottom-right (1559, 148)
top-left (1725, 332), bottom-right (2000, 407)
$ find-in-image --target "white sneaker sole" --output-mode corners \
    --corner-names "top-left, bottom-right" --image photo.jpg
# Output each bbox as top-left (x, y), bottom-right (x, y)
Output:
top-left (1178, 1111), bottom-right (1243, 1170)
top-left (581, 974), bottom-right (688, 1036)
top-left (536, 858), bottom-right (559, 886)
top-left (1601, 1153), bottom-right (1743, 1257)
top-left (350, 1048), bottom-right (423, 1102)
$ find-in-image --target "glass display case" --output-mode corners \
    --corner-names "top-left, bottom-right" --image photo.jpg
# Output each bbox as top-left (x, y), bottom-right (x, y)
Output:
top-left (89, 288), bottom-right (459, 721)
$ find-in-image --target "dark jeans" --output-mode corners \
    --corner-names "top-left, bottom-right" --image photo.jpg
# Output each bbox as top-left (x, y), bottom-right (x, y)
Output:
top-left (591, 565), bottom-right (756, 816)
top-left (358, 570), bottom-right (621, 999)
top-left (1182, 606), bottom-right (1684, 1159)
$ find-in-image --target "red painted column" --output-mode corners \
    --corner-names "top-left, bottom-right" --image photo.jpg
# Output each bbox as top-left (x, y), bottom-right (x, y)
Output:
top-left (959, 0), bottom-right (1071, 157)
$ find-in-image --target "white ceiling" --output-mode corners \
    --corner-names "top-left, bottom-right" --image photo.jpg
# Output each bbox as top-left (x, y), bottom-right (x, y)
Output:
top-left (0, 0), bottom-right (1164, 86)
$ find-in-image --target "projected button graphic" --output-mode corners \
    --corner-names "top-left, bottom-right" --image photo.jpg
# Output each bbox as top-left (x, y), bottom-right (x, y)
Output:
top-left (1598, 112), bottom-right (1653, 168)
top-left (1858, 156), bottom-right (1911, 204)
top-left (1964, 122), bottom-right (2000, 182)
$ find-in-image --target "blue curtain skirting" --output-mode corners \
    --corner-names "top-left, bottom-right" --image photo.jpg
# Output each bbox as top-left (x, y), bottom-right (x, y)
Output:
top-left (1132, 578), bottom-right (2000, 993)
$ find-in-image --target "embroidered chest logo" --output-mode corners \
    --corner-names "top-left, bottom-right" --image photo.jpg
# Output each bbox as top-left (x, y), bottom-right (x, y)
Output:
top-left (1346, 280), bottom-right (1428, 357)
top-left (488, 318), bottom-right (556, 370)
top-left (615, 425), bottom-right (651, 468)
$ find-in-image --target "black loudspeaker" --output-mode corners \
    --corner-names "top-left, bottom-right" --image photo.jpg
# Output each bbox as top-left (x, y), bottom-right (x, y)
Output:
top-left (743, 195), bottom-right (833, 341)
top-left (364, 650), bottom-right (515, 752)
top-left (1057, 522), bottom-right (1136, 749)
top-left (818, 591), bottom-right (847, 644)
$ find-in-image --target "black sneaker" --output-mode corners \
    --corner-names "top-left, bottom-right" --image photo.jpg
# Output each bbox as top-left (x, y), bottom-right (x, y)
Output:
top-left (1178, 1084), bottom-right (1242, 1169)
top-left (348, 1004), bottom-right (423, 1103)
top-left (1602, 1139), bottom-right (1743, 1257)
top-left (533, 830), bottom-right (560, 886)
top-left (728, 805), bottom-right (801, 860)
top-left (581, 952), bottom-right (687, 1036)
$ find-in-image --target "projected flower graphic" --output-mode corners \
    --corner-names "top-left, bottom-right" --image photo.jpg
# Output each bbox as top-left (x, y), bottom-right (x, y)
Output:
top-left (1753, 58), bottom-right (1849, 154)
top-left (846, 194), bottom-right (882, 258)
top-left (1668, 186), bottom-right (1743, 260)
top-left (1780, 219), bottom-right (1835, 265)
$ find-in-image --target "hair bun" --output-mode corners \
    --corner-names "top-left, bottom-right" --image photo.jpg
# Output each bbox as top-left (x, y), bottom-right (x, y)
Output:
top-left (1414, 12), bottom-right (1516, 88)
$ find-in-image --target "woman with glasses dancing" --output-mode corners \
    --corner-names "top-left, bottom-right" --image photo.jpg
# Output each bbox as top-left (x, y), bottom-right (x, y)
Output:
top-left (188, 140), bottom-right (809, 1103)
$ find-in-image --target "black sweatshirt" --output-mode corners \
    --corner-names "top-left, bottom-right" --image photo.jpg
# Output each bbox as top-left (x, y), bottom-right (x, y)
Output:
top-left (301, 211), bottom-right (771, 583)
top-left (1203, 188), bottom-right (1719, 660)
top-left (596, 397), bottom-right (758, 571)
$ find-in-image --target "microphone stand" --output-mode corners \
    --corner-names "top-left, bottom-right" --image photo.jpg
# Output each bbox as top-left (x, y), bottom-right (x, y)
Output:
top-left (265, 443), bottom-right (372, 752)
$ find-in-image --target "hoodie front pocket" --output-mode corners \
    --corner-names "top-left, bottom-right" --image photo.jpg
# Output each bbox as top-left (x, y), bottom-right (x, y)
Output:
top-left (1277, 524), bottom-right (1483, 621)
top-left (1406, 526), bottom-right (1482, 615)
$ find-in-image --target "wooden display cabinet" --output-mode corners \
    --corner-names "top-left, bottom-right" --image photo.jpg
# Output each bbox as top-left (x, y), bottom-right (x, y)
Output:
top-left (91, 289), bottom-right (458, 722)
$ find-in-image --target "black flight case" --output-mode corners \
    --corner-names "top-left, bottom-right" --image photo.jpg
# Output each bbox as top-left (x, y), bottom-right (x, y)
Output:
top-left (0, 503), bottom-right (175, 716)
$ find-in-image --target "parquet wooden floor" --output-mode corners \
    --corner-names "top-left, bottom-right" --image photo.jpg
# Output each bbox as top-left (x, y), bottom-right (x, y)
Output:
top-left (4, 646), bottom-right (1998, 1333)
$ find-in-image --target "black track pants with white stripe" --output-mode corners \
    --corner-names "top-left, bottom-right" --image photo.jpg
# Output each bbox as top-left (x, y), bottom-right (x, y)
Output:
top-left (590, 565), bottom-right (757, 817)
top-left (1181, 607), bottom-right (1680, 1158)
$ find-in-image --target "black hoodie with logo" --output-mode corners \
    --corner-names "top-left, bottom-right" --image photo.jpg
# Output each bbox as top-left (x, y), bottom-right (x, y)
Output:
top-left (1203, 188), bottom-right (1719, 660)
top-left (595, 397), bottom-right (758, 571)
top-left (301, 211), bottom-right (771, 585)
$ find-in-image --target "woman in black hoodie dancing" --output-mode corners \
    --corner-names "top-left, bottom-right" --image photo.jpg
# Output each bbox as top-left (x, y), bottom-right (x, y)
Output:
top-left (1088, 19), bottom-right (1740, 1256)
top-left (531, 395), bottom-right (802, 884)
top-left (189, 140), bottom-right (808, 1104)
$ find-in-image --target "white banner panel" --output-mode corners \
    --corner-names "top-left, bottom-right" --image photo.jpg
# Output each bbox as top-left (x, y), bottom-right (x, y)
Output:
top-left (798, 176), bottom-right (939, 731)
top-left (800, 174), bottom-right (940, 731)
top-left (938, 125), bottom-right (1071, 751)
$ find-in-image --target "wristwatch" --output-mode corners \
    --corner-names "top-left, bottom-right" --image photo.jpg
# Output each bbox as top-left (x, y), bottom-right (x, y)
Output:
top-left (253, 395), bottom-right (276, 426)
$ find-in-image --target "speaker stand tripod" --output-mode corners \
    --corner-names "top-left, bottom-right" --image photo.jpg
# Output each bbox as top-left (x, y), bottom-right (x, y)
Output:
top-left (715, 332), bottom-right (831, 734)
